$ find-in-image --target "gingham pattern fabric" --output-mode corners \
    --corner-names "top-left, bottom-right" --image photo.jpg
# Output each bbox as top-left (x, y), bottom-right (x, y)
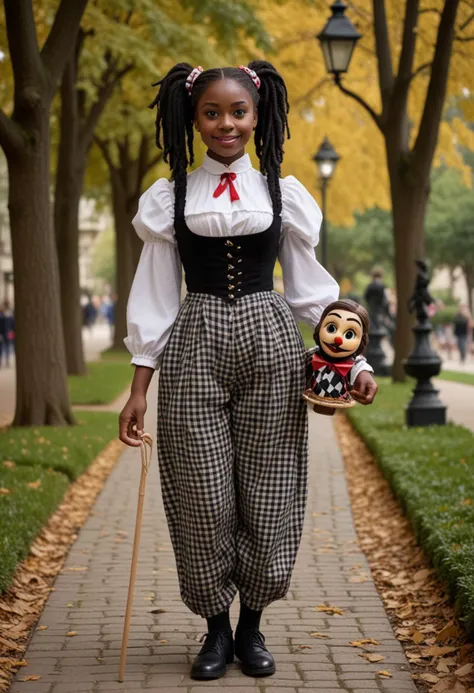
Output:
top-left (157, 291), bottom-right (308, 617)
top-left (312, 367), bottom-right (347, 398)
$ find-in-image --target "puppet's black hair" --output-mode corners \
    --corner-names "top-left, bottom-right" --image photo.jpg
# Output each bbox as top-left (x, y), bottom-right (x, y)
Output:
top-left (149, 61), bottom-right (290, 218)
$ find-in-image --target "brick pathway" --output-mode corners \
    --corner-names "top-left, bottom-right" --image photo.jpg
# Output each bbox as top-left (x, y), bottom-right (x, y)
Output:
top-left (10, 378), bottom-right (417, 693)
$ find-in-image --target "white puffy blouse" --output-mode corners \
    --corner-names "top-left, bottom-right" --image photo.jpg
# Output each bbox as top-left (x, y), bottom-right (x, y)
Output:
top-left (125, 152), bottom-right (372, 384)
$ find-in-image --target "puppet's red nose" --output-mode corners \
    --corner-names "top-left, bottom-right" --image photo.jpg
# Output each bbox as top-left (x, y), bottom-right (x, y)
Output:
top-left (334, 336), bottom-right (343, 346)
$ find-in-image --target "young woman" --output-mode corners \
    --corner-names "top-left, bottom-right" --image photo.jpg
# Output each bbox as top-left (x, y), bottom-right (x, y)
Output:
top-left (119, 61), bottom-right (377, 681)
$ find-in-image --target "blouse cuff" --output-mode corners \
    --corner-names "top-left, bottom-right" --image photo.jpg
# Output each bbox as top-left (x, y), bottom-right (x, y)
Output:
top-left (349, 357), bottom-right (374, 386)
top-left (131, 355), bottom-right (160, 370)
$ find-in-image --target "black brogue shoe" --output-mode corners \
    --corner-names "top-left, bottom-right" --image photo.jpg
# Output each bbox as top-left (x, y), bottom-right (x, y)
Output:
top-left (235, 628), bottom-right (276, 677)
top-left (190, 630), bottom-right (234, 680)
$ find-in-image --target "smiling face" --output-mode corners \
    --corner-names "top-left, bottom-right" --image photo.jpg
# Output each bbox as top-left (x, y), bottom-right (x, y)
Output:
top-left (319, 309), bottom-right (364, 359)
top-left (194, 78), bottom-right (257, 163)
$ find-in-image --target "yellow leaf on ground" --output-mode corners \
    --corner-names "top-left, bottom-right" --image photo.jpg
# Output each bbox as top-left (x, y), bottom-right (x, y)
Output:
top-left (349, 639), bottom-right (380, 648)
top-left (359, 653), bottom-right (385, 663)
top-left (66, 631), bottom-right (77, 637)
top-left (21, 676), bottom-right (41, 682)
top-left (377, 670), bottom-right (392, 677)
top-left (0, 488), bottom-right (12, 495)
top-left (414, 568), bottom-right (432, 582)
top-left (27, 480), bottom-right (41, 489)
top-left (436, 621), bottom-right (461, 641)
top-left (298, 645), bottom-right (312, 649)
top-left (159, 640), bottom-right (168, 644)
top-left (455, 663), bottom-right (473, 677)
top-left (3, 461), bottom-right (15, 469)
top-left (315, 604), bottom-right (344, 616)
top-left (412, 630), bottom-right (425, 644)
top-left (36, 625), bottom-right (48, 631)
top-left (423, 645), bottom-right (459, 656)
top-left (310, 632), bottom-right (329, 638)
top-left (420, 673), bottom-right (440, 683)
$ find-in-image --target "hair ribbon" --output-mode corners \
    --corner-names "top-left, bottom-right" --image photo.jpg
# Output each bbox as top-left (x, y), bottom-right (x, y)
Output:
top-left (185, 66), bottom-right (204, 95)
top-left (238, 65), bottom-right (261, 90)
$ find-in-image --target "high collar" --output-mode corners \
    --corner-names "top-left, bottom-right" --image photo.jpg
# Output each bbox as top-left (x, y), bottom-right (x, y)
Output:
top-left (201, 152), bottom-right (252, 176)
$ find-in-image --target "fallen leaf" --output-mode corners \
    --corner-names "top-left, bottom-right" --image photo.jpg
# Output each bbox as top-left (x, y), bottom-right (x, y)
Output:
top-left (414, 568), bottom-right (432, 582)
top-left (421, 673), bottom-right (440, 683)
top-left (310, 632), bottom-right (329, 639)
top-left (423, 645), bottom-right (459, 657)
top-left (436, 621), bottom-right (461, 641)
top-left (315, 604), bottom-right (344, 616)
top-left (456, 663), bottom-right (474, 677)
top-left (297, 645), bottom-right (312, 650)
top-left (2, 461), bottom-right (15, 469)
top-left (27, 480), bottom-right (41, 490)
top-left (349, 639), bottom-right (380, 648)
top-left (377, 670), bottom-right (392, 677)
top-left (359, 653), bottom-right (385, 663)
top-left (0, 636), bottom-right (22, 651)
top-left (412, 630), bottom-right (425, 644)
top-left (66, 631), bottom-right (77, 637)
top-left (0, 488), bottom-right (12, 495)
top-left (21, 676), bottom-right (41, 682)
top-left (36, 626), bottom-right (48, 632)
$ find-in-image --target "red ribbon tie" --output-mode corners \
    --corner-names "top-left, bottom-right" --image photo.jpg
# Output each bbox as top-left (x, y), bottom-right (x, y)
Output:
top-left (213, 172), bottom-right (240, 202)
top-left (311, 352), bottom-right (354, 379)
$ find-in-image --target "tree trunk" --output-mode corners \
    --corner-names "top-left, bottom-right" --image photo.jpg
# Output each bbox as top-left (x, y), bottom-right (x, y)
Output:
top-left (388, 161), bottom-right (429, 382)
top-left (462, 264), bottom-right (474, 316)
top-left (9, 112), bottom-right (75, 425)
top-left (54, 97), bottom-right (87, 375)
top-left (110, 172), bottom-right (138, 351)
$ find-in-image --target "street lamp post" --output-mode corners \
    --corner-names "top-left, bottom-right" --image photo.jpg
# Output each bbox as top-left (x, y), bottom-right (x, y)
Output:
top-left (317, 0), bottom-right (361, 82)
top-left (313, 137), bottom-right (339, 269)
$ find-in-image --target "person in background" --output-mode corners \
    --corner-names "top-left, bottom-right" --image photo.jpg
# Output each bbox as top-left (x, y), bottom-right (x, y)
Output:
top-left (453, 304), bottom-right (472, 364)
top-left (0, 301), bottom-right (14, 368)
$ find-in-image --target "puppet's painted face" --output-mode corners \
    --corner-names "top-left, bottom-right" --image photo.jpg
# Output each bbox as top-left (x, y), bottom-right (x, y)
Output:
top-left (319, 309), bottom-right (364, 359)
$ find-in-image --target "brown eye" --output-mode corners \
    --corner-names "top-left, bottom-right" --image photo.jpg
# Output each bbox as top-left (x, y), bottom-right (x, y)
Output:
top-left (326, 323), bottom-right (337, 334)
top-left (344, 330), bottom-right (355, 340)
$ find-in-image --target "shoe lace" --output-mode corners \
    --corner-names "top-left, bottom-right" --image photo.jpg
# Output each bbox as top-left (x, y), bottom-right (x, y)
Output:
top-left (198, 630), bottom-right (228, 656)
top-left (243, 628), bottom-right (266, 651)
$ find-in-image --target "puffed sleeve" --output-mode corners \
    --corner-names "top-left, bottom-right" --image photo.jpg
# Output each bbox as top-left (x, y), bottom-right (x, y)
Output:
top-left (123, 179), bottom-right (182, 369)
top-left (279, 175), bottom-right (339, 327)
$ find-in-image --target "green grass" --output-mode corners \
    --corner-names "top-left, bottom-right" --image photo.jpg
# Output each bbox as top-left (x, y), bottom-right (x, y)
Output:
top-left (347, 380), bottom-right (474, 634)
top-left (0, 412), bottom-right (118, 481)
top-left (438, 370), bottom-right (474, 387)
top-left (68, 361), bottom-right (132, 405)
top-left (0, 465), bottom-right (69, 593)
top-left (99, 348), bottom-right (132, 362)
top-left (0, 411), bottom-right (119, 593)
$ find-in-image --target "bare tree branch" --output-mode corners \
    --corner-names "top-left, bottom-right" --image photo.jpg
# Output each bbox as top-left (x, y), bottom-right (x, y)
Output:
top-left (396, 0), bottom-right (420, 85)
top-left (414, 0), bottom-right (461, 177)
top-left (373, 0), bottom-right (394, 113)
top-left (458, 10), bottom-right (474, 29)
top-left (454, 34), bottom-right (474, 40)
top-left (94, 136), bottom-right (116, 172)
top-left (334, 75), bottom-right (383, 132)
top-left (0, 108), bottom-right (25, 158)
top-left (41, 0), bottom-right (89, 94)
top-left (410, 61), bottom-right (432, 81)
top-left (293, 77), bottom-right (332, 106)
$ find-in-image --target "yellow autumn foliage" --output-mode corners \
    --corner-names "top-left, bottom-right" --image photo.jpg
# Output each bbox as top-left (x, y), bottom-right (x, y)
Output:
top-left (248, 0), bottom-right (474, 225)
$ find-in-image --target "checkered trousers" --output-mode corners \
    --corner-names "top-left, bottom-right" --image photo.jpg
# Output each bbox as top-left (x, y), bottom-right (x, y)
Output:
top-left (157, 291), bottom-right (308, 617)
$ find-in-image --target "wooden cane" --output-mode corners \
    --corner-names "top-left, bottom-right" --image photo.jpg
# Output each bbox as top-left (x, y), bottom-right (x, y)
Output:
top-left (118, 432), bottom-right (153, 683)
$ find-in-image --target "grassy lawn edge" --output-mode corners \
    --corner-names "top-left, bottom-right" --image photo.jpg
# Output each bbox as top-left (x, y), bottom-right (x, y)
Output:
top-left (346, 380), bottom-right (474, 635)
top-left (0, 411), bottom-right (119, 593)
top-left (438, 370), bottom-right (474, 387)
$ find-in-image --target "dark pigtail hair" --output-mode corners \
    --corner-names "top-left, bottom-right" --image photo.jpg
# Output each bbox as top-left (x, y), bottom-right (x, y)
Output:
top-left (248, 60), bottom-right (290, 216)
top-left (149, 61), bottom-right (290, 218)
top-left (149, 63), bottom-right (195, 218)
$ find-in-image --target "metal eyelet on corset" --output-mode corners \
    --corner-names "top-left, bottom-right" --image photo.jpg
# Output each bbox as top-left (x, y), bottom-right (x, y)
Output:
top-left (237, 258), bottom-right (242, 263)
top-left (238, 271), bottom-right (242, 275)
top-left (227, 253), bottom-right (233, 259)
top-left (225, 240), bottom-right (234, 246)
top-left (228, 264), bottom-right (235, 270)
top-left (228, 284), bottom-right (235, 290)
top-left (227, 275), bottom-right (234, 280)
top-left (228, 294), bottom-right (234, 300)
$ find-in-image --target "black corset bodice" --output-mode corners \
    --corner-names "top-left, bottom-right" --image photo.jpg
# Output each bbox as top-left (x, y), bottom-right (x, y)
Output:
top-left (174, 214), bottom-right (281, 301)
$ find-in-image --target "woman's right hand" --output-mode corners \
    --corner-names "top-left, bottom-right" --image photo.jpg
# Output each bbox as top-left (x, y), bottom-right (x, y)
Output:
top-left (119, 394), bottom-right (147, 447)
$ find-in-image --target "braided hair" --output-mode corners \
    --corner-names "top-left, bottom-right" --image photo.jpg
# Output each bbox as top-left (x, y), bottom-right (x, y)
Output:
top-left (149, 61), bottom-right (290, 218)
